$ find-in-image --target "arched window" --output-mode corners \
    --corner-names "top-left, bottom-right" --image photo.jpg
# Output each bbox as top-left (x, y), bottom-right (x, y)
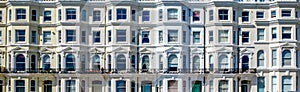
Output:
top-left (218, 55), bottom-right (228, 70)
top-left (193, 56), bottom-right (200, 70)
top-left (131, 55), bottom-right (135, 71)
top-left (142, 55), bottom-right (149, 71)
top-left (242, 56), bottom-right (249, 72)
top-left (16, 54), bottom-right (25, 71)
top-left (30, 55), bottom-right (36, 71)
top-left (92, 55), bottom-right (100, 71)
top-left (116, 55), bottom-right (126, 71)
top-left (209, 55), bottom-right (214, 71)
top-left (81, 10), bottom-right (87, 21)
top-left (282, 50), bottom-right (291, 66)
top-left (92, 81), bottom-right (102, 92)
top-left (43, 55), bottom-right (51, 70)
top-left (168, 55), bottom-right (178, 71)
top-left (257, 50), bottom-right (264, 67)
top-left (66, 54), bottom-right (75, 71)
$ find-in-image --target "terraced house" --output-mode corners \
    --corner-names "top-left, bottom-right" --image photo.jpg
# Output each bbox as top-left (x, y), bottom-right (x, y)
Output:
top-left (0, 0), bottom-right (298, 92)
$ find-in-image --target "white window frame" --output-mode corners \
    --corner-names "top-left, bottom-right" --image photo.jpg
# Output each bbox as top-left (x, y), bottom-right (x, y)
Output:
top-left (256, 11), bottom-right (265, 19)
top-left (282, 27), bottom-right (292, 39)
top-left (66, 8), bottom-right (76, 20)
top-left (116, 30), bottom-right (126, 42)
top-left (242, 31), bottom-right (250, 43)
top-left (66, 30), bottom-right (76, 42)
top-left (257, 28), bottom-right (265, 41)
top-left (16, 8), bottom-right (26, 20)
top-left (117, 8), bottom-right (127, 20)
top-left (218, 30), bottom-right (229, 43)
top-left (272, 49), bottom-right (277, 66)
top-left (43, 31), bottom-right (51, 44)
top-left (167, 8), bottom-right (178, 20)
top-left (168, 30), bottom-right (178, 43)
top-left (16, 30), bottom-right (26, 42)
top-left (93, 31), bottom-right (101, 43)
top-left (43, 11), bottom-right (51, 21)
top-left (193, 31), bottom-right (200, 43)
top-left (242, 11), bottom-right (249, 22)
top-left (271, 76), bottom-right (277, 92)
top-left (282, 10), bottom-right (292, 17)
top-left (218, 9), bottom-right (228, 20)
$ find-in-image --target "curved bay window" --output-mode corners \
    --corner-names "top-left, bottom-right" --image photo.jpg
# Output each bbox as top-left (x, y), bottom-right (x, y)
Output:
top-left (168, 55), bottom-right (178, 71)
top-left (43, 55), bottom-right (51, 70)
top-left (66, 54), bottom-right (75, 71)
top-left (92, 55), bottom-right (101, 71)
top-left (116, 55), bottom-right (126, 71)
top-left (16, 54), bottom-right (25, 71)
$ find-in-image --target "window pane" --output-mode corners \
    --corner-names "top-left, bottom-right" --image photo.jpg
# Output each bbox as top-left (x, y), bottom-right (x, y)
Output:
top-left (93, 10), bottom-right (101, 21)
top-left (168, 9), bottom-right (178, 20)
top-left (66, 9), bottom-right (76, 20)
top-left (168, 30), bottom-right (178, 42)
top-left (117, 30), bottom-right (126, 42)
top-left (117, 9), bottom-right (127, 20)
top-left (142, 11), bottom-right (150, 21)
top-left (219, 10), bottom-right (228, 20)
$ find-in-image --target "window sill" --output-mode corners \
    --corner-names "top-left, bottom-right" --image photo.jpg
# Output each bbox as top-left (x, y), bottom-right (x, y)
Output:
top-left (116, 19), bottom-right (127, 21)
top-left (43, 42), bottom-right (52, 45)
top-left (116, 42), bottom-right (127, 44)
top-left (93, 42), bottom-right (101, 44)
top-left (16, 42), bottom-right (26, 44)
top-left (241, 21), bottom-right (250, 23)
top-left (242, 42), bottom-right (251, 44)
top-left (66, 42), bottom-right (77, 44)
top-left (66, 19), bottom-right (77, 21)
top-left (141, 43), bottom-right (151, 45)
top-left (254, 41), bottom-right (268, 43)
top-left (168, 42), bottom-right (179, 44)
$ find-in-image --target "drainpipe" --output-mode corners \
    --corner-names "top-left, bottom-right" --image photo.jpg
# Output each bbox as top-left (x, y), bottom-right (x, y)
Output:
top-left (203, 6), bottom-right (206, 92)
top-left (103, 4), bottom-right (107, 74)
